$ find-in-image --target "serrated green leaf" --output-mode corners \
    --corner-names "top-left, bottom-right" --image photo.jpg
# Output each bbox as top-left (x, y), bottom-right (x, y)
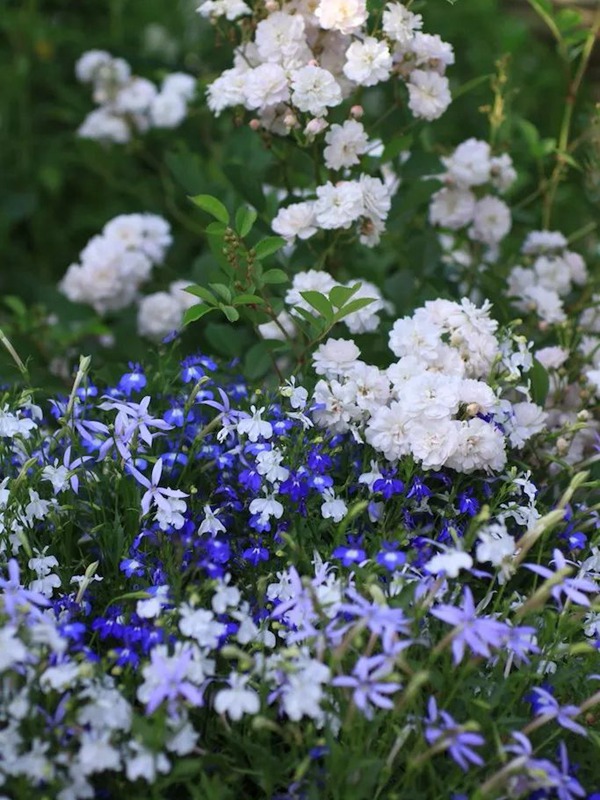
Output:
top-left (184, 285), bottom-right (218, 305)
top-left (530, 358), bottom-right (550, 406)
top-left (262, 268), bottom-right (289, 285)
top-left (329, 283), bottom-right (361, 310)
top-left (220, 304), bottom-right (240, 322)
top-left (183, 304), bottom-right (214, 325)
top-left (209, 283), bottom-right (233, 303)
top-left (254, 236), bottom-right (286, 260)
top-left (235, 205), bottom-right (257, 238)
top-left (189, 194), bottom-right (230, 224)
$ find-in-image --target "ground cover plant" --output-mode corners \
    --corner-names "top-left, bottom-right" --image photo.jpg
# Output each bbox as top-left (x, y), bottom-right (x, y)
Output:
top-left (2, 0), bottom-right (600, 798)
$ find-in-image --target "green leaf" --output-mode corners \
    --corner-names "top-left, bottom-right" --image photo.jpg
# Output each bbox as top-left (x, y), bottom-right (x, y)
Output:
top-left (262, 268), bottom-right (289, 285)
top-left (244, 341), bottom-right (273, 379)
top-left (235, 205), bottom-right (258, 238)
top-left (184, 285), bottom-right (218, 305)
top-left (233, 294), bottom-right (264, 306)
top-left (220, 304), bottom-right (240, 322)
top-left (530, 358), bottom-right (550, 406)
top-left (332, 297), bottom-right (376, 322)
top-left (3, 296), bottom-right (27, 318)
top-left (300, 291), bottom-right (334, 322)
top-left (254, 236), bottom-right (286, 260)
top-left (382, 134), bottom-right (414, 163)
top-left (209, 283), bottom-right (233, 303)
top-left (205, 221), bottom-right (228, 237)
top-left (329, 283), bottom-right (361, 310)
top-left (189, 194), bottom-right (230, 224)
top-left (183, 304), bottom-right (214, 325)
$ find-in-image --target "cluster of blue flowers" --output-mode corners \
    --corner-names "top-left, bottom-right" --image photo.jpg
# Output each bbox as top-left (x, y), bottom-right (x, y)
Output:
top-left (0, 351), bottom-right (598, 798)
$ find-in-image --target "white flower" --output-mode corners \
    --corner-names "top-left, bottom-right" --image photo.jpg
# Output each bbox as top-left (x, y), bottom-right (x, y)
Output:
top-left (212, 575), bottom-right (241, 614)
top-left (410, 33), bottom-right (454, 74)
top-left (468, 196), bottom-right (511, 245)
top-left (507, 402), bottom-right (547, 448)
top-left (114, 77), bottom-right (157, 114)
top-left (206, 69), bottom-right (246, 116)
top-left (214, 673), bottom-right (260, 720)
top-left (323, 120), bottom-right (369, 170)
top-left (445, 418), bottom-right (507, 473)
top-left (255, 12), bottom-right (309, 67)
top-left (408, 419), bottom-right (460, 470)
top-left (365, 402), bottom-right (412, 461)
top-left (125, 741), bottom-right (170, 783)
top-left (197, 0), bottom-right (251, 20)
top-left (314, 180), bottom-right (364, 229)
top-left (237, 406), bottom-right (273, 441)
top-left (161, 72), bottom-right (196, 100)
top-left (291, 65), bottom-right (342, 117)
top-left (320, 488), bottom-right (347, 522)
top-left (315, 0), bottom-right (367, 34)
top-left (150, 91), bottom-right (188, 128)
top-left (256, 448), bottom-right (290, 483)
top-left (382, 3), bottom-right (423, 46)
top-left (425, 549), bottom-right (473, 577)
top-left (77, 108), bottom-right (131, 144)
top-left (441, 138), bottom-right (491, 187)
top-left (137, 292), bottom-right (182, 340)
top-left (249, 492), bottom-right (284, 521)
top-left (198, 505), bottom-right (227, 537)
top-left (313, 338), bottom-right (361, 378)
top-left (429, 187), bottom-right (476, 230)
top-left (179, 606), bottom-right (226, 647)
top-left (407, 70), bottom-right (451, 120)
top-left (272, 201), bottom-right (317, 241)
top-left (522, 230), bottom-right (568, 254)
top-left (343, 37), bottom-right (392, 86)
top-left (533, 255), bottom-right (572, 296)
top-left (244, 63), bottom-right (289, 110)
top-left (476, 523), bottom-right (516, 567)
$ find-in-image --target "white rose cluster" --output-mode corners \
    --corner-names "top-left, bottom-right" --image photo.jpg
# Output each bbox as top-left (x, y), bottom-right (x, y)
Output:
top-left (203, 1), bottom-right (452, 128)
top-left (60, 214), bottom-right (172, 315)
top-left (137, 280), bottom-right (199, 341)
top-left (75, 50), bottom-right (196, 143)
top-left (310, 298), bottom-right (547, 474)
top-left (272, 172), bottom-right (395, 247)
top-left (507, 230), bottom-right (587, 325)
top-left (429, 139), bottom-right (516, 273)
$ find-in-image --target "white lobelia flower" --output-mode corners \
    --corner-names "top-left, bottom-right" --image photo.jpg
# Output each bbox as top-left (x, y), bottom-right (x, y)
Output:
top-left (214, 672), bottom-right (260, 720)
top-left (249, 492), bottom-right (284, 521)
top-left (320, 488), bottom-right (348, 522)
top-left (236, 406), bottom-right (273, 442)
top-left (425, 549), bottom-right (473, 578)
